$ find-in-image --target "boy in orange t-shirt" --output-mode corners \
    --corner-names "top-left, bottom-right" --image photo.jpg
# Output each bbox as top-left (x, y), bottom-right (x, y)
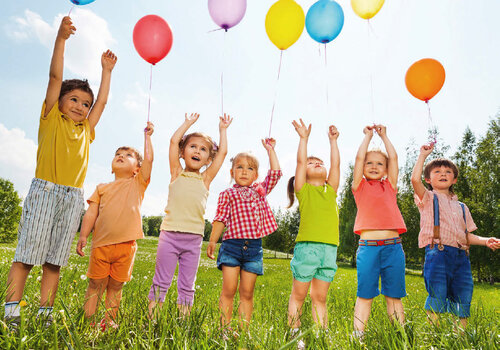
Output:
top-left (76, 122), bottom-right (154, 329)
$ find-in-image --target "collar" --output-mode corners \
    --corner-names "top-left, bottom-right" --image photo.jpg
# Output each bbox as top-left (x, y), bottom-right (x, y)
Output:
top-left (432, 190), bottom-right (458, 201)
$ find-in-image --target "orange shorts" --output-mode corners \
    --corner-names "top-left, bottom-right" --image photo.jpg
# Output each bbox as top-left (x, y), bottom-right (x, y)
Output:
top-left (87, 241), bottom-right (137, 282)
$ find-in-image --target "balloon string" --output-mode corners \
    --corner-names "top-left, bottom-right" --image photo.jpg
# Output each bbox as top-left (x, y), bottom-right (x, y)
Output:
top-left (221, 30), bottom-right (226, 117)
top-left (68, 5), bottom-right (74, 16)
top-left (324, 44), bottom-right (329, 117)
top-left (147, 64), bottom-right (153, 123)
top-left (426, 101), bottom-right (437, 145)
top-left (268, 50), bottom-right (283, 138)
top-left (207, 27), bottom-right (224, 33)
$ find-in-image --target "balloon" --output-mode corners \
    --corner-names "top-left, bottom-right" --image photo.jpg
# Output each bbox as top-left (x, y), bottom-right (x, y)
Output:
top-left (70, 0), bottom-right (96, 5)
top-left (133, 15), bottom-right (173, 65)
top-left (265, 0), bottom-right (305, 50)
top-left (306, 0), bottom-right (344, 44)
top-left (405, 59), bottom-right (446, 102)
top-left (208, 0), bottom-right (247, 31)
top-left (351, 0), bottom-right (385, 20)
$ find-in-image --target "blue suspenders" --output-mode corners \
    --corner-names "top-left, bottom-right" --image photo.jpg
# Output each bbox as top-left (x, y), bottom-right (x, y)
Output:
top-left (432, 193), bottom-right (469, 253)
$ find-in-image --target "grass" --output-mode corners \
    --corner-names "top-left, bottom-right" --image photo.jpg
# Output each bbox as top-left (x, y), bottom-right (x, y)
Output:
top-left (0, 236), bottom-right (498, 349)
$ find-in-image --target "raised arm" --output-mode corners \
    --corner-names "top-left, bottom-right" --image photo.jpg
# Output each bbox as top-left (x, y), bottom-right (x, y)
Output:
top-left (262, 138), bottom-right (280, 171)
top-left (292, 119), bottom-right (311, 192)
top-left (88, 50), bottom-right (117, 132)
top-left (411, 144), bottom-right (434, 200)
top-left (140, 121), bottom-right (154, 182)
top-left (352, 126), bottom-right (373, 191)
top-left (76, 202), bottom-right (99, 256)
top-left (327, 125), bottom-right (340, 192)
top-left (376, 125), bottom-right (398, 189)
top-left (45, 16), bottom-right (75, 116)
top-left (207, 221), bottom-right (225, 260)
top-left (204, 114), bottom-right (232, 187)
top-left (169, 113), bottom-right (199, 179)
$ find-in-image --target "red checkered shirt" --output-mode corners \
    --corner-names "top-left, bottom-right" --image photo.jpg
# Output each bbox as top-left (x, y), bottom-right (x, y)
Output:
top-left (213, 170), bottom-right (282, 240)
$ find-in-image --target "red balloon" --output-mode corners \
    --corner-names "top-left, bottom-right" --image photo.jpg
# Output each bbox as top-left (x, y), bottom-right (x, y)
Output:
top-left (133, 15), bottom-right (173, 65)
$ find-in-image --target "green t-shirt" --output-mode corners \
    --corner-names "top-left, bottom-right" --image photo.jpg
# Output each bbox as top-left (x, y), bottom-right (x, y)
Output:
top-left (295, 182), bottom-right (339, 246)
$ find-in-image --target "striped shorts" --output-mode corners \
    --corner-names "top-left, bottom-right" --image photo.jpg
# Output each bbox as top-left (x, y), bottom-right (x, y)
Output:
top-left (14, 178), bottom-right (84, 267)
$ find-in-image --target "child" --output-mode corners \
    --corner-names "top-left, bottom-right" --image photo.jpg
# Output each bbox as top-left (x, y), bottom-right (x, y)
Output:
top-left (351, 125), bottom-right (407, 338)
top-left (411, 144), bottom-right (500, 328)
top-left (287, 119), bottom-right (340, 334)
top-left (76, 122), bottom-right (153, 329)
top-left (4, 16), bottom-right (116, 326)
top-left (207, 139), bottom-right (282, 332)
top-left (148, 113), bottom-right (232, 317)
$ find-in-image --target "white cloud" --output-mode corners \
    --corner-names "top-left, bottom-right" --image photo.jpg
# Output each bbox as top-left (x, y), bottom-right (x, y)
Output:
top-left (0, 124), bottom-right (37, 198)
top-left (6, 9), bottom-right (115, 82)
top-left (124, 82), bottom-right (157, 114)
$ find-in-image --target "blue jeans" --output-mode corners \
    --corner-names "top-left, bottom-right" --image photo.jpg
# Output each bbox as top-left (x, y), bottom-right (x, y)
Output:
top-left (423, 245), bottom-right (473, 318)
top-left (217, 239), bottom-right (263, 275)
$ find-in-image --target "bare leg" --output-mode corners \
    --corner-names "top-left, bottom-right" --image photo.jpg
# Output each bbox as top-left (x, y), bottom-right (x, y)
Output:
top-left (354, 297), bottom-right (373, 332)
top-left (177, 304), bottom-right (192, 317)
top-left (220, 266), bottom-right (240, 327)
top-left (40, 263), bottom-right (61, 307)
top-left (459, 317), bottom-right (467, 329)
top-left (310, 279), bottom-right (331, 329)
top-left (288, 279), bottom-right (311, 328)
top-left (105, 277), bottom-right (124, 323)
top-left (83, 277), bottom-right (109, 318)
top-left (426, 310), bottom-right (439, 327)
top-left (385, 296), bottom-right (405, 326)
top-left (238, 269), bottom-right (258, 329)
top-left (6, 262), bottom-right (33, 302)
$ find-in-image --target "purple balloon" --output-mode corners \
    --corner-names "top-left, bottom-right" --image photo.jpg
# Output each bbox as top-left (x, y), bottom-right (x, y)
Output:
top-left (208, 0), bottom-right (247, 31)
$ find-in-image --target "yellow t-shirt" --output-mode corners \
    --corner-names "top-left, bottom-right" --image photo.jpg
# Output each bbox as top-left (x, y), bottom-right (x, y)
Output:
top-left (88, 171), bottom-right (150, 249)
top-left (295, 183), bottom-right (339, 246)
top-left (35, 101), bottom-right (95, 188)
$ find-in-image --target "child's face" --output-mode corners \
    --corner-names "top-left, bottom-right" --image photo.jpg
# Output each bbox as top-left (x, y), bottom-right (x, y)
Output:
top-left (425, 165), bottom-right (457, 191)
top-left (306, 159), bottom-right (327, 181)
top-left (231, 157), bottom-right (258, 187)
top-left (59, 89), bottom-right (92, 123)
top-left (363, 152), bottom-right (387, 180)
top-left (112, 148), bottom-right (139, 176)
top-left (182, 136), bottom-right (212, 172)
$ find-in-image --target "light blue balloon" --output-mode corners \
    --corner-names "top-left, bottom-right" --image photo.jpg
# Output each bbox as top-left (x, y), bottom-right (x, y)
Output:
top-left (305, 0), bottom-right (344, 44)
top-left (70, 0), bottom-right (96, 5)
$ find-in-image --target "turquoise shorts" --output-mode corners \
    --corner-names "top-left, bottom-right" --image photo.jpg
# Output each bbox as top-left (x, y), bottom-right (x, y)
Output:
top-left (290, 242), bottom-right (338, 282)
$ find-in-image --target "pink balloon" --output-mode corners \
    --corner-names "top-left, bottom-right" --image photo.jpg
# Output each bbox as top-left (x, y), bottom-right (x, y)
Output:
top-left (133, 15), bottom-right (173, 65)
top-left (208, 0), bottom-right (247, 31)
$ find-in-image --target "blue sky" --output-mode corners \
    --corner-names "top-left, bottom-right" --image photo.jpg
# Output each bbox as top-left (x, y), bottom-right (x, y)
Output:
top-left (1, 0), bottom-right (499, 218)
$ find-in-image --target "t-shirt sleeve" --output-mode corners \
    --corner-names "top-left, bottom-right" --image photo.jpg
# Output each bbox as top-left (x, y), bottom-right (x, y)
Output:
top-left (352, 178), bottom-right (366, 195)
top-left (414, 189), bottom-right (432, 209)
top-left (87, 186), bottom-right (101, 205)
top-left (213, 190), bottom-right (231, 225)
top-left (84, 119), bottom-right (95, 143)
top-left (261, 169), bottom-right (282, 194)
top-left (40, 101), bottom-right (59, 121)
top-left (135, 171), bottom-right (150, 193)
top-left (295, 182), bottom-right (308, 201)
top-left (463, 203), bottom-right (478, 233)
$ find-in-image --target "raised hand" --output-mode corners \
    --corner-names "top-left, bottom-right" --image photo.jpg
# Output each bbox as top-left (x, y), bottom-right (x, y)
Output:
top-left (145, 121), bottom-right (154, 136)
top-left (292, 119), bottom-right (312, 139)
top-left (185, 112), bottom-right (200, 126)
top-left (261, 138), bottom-right (276, 151)
top-left (219, 113), bottom-right (233, 130)
top-left (58, 16), bottom-right (75, 40)
top-left (419, 143), bottom-right (434, 157)
top-left (374, 124), bottom-right (387, 137)
top-left (363, 125), bottom-right (374, 136)
top-left (328, 125), bottom-right (339, 140)
top-left (101, 50), bottom-right (117, 72)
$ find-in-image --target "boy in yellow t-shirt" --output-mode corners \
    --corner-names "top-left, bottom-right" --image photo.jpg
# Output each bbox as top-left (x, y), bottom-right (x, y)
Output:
top-left (76, 122), bottom-right (154, 329)
top-left (5, 16), bottom-right (117, 327)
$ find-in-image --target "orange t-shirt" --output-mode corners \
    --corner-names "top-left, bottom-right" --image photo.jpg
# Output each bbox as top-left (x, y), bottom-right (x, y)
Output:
top-left (88, 171), bottom-right (149, 249)
top-left (352, 178), bottom-right (406, 234)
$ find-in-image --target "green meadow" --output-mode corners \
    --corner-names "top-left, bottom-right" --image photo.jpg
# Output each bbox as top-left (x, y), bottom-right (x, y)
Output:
top-left (0, 236), bottom-right (498, 349)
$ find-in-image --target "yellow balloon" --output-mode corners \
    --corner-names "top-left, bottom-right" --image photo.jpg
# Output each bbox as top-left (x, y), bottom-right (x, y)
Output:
top-left (265, 0), bottom-right (305, 50)
top-left (351, 0), bottom-right (385, 20)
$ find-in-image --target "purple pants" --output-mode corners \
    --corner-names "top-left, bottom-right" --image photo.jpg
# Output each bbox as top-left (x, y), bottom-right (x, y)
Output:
top-left (148, 231), bottom-right (203, 305)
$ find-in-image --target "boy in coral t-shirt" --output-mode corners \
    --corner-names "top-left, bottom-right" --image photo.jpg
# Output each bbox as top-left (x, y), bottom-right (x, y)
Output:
top-left (76, 122), bottom-right (154, 329)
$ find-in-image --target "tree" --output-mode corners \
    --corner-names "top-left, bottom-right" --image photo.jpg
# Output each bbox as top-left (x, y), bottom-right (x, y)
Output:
top-left (0, 178), bottom-right (22, 243)
top-left (338, 164), bottom-right (358, 266)
top-left (264, 208), bottom-right (300, 257)
top-left (142, 215), bottom-right (163, 236)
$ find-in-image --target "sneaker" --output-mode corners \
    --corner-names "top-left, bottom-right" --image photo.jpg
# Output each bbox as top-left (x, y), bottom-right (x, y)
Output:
top-left (296, 339), bottom-right (306, 350)
top-left (5, 316), bottom-right (21, 332)
top-left (351, 330), bottom-right (365, 342)
top-left (36, 313), bottom-right (54, 327)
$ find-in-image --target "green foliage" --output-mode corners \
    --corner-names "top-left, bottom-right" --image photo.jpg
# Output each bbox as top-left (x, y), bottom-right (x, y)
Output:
top-left (0, 178), bottom-right (22, 243)
top-left (142, 215), bottom-right (163, 236)
top-left (264, 208), bottom-right (300, 254)
top-left (338, 164), bottom-right (358, 266)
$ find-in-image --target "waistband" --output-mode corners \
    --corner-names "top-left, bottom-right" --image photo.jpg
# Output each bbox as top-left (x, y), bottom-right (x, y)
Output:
top-left (33, 178), bottom-right (83, 194)
top-left (359, 237), bottom-right (402, 246)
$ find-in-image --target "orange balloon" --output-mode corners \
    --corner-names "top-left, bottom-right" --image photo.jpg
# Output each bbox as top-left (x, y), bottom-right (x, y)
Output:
top-left (405, 59), bottom-right (445, 102)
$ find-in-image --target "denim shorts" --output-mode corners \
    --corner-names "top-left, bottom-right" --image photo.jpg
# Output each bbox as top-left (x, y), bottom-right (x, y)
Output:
top-left (423, 245), bottom-right (473, 318)
top-left (356, 241), bottom-right (406, 299)
top-left (290, 242), bottom-right (338, 282)
top-left (217, 238), bottom-right (263, 275)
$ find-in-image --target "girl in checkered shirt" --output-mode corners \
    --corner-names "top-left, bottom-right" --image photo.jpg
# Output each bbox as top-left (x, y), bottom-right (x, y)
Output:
top-left (207, 138), bottom-right (282, 331)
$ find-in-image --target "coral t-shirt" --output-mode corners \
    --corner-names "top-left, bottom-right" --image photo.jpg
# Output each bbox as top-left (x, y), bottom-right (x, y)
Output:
top-left (352, 178), bottom-right (406, 234)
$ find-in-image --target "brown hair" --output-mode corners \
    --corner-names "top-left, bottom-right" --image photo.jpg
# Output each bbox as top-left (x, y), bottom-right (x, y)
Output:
top-left (179, 132), bottom-right (217, 160)
top-left (59, 79), bottom-right (94, 106)
top-left (366, 149), bottom-right (389, 165)
top-left (287, 156), bottom-right (324, 207)
top-left (230, 152), bottom-right (259, 171)
top-left (423, 158), bottom-right (459, 193)
top-left (115, 146), bottom-right (143, 167)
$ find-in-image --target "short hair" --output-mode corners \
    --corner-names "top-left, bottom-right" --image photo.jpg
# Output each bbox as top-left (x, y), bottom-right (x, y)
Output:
top-left (59, 79), bottom-right (95, 106)
top-left (230, 152), bottom-right (259, 171)
top-left (179, 132), bottom-right (217, 160)
top-left (424, 158), bottom-right (459, 193)
top-left (366, 149), bottom-right (389, 164)
top-left (306, 156), bottom-right (323, 164)
top-left (115, 146), bottom-right (143, 167)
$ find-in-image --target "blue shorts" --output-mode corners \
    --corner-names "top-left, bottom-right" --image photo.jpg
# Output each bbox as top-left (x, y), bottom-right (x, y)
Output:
top-left (217, 239), bottom-right (263, 275)
top-left (356, 241), bottom-right (406, 299)
top-left (423, 245), bottom-right (473, 318)
top-left (290, 242), bottom-right (338, 283)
